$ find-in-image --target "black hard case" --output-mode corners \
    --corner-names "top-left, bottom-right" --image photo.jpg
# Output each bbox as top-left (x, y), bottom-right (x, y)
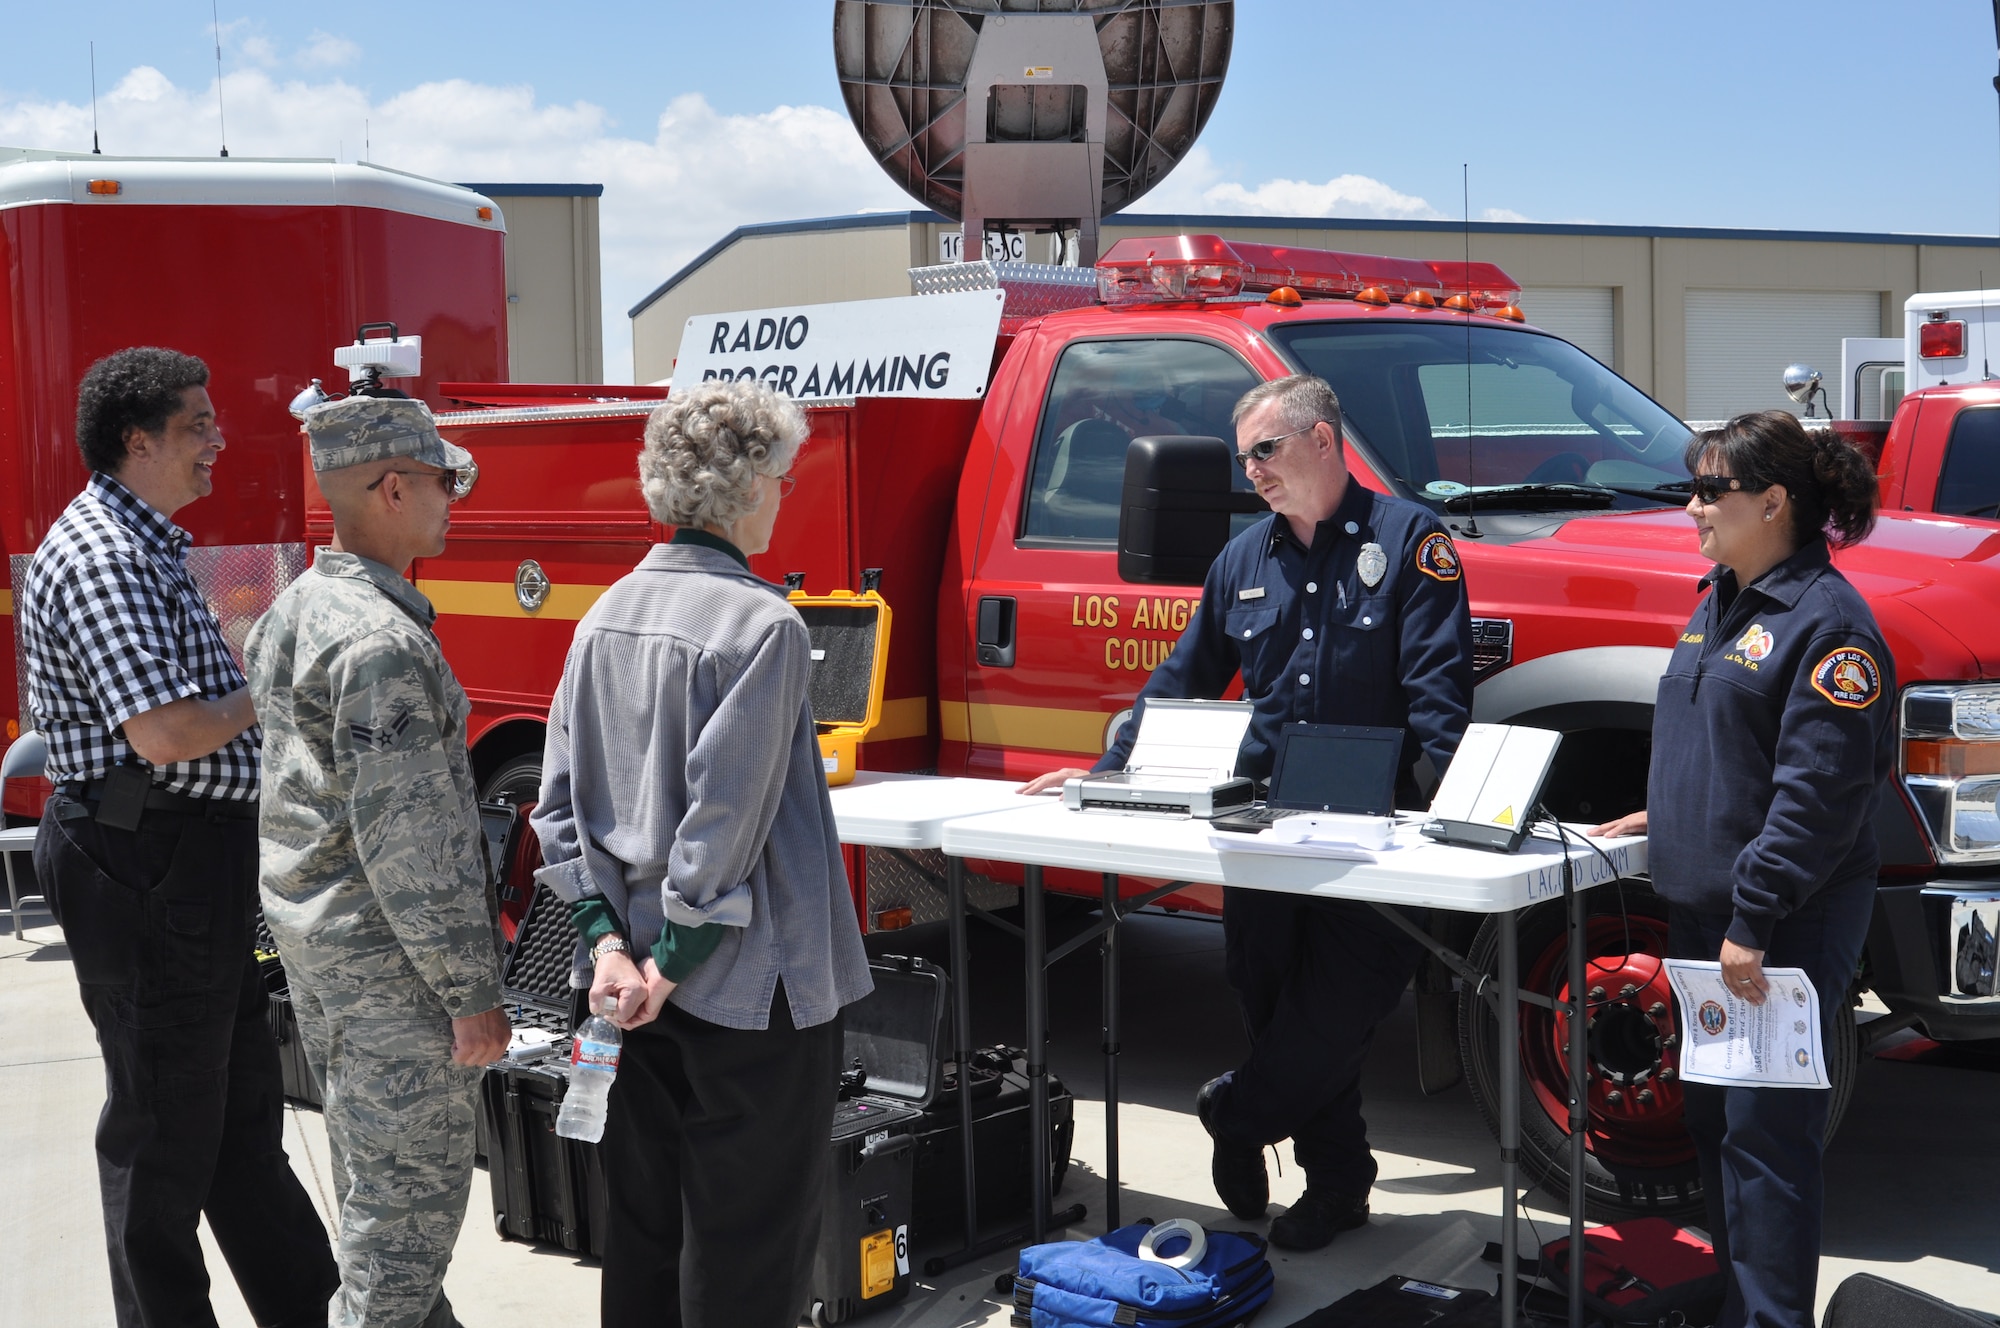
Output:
top-left (809, 956), bottom-right (941, 1324)
top-left (913, 1046), bottom-right (1074, 1237)
top-left (254, 912), bottom-right (322, 1108)
top-left (479, 880), bottom-right (601, 1255)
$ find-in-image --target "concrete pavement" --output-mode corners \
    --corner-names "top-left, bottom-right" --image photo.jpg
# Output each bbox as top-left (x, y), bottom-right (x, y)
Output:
top-left (4, 895), bottom-right (1995, 1326)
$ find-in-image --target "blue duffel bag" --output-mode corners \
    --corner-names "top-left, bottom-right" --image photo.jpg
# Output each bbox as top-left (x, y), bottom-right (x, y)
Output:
top-left (1009, 1221), bottom-right (1275, 1327)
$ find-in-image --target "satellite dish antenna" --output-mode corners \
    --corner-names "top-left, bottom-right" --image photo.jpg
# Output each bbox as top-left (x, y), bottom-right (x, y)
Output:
top-left (1782, 363), bottom-right (1829, 417)
top-left (833, 1), bottom-right (1233, 266)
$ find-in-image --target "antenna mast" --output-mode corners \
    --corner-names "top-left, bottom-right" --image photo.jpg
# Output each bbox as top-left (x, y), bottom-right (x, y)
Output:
top-left (1460, 163), bottom-right (1482, 537)
top-left (89, 42), bottom-right (102, 155)
top-left (211, 1), bottom-right (228, 158)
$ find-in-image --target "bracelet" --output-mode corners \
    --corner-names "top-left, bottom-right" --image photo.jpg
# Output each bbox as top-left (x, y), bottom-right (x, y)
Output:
top-left (590, 935), bottom-right (629, 963)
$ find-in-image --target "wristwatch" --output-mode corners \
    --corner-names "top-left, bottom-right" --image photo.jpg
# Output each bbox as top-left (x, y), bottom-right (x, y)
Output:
top-left (590, 935), bottom-right (630, 963)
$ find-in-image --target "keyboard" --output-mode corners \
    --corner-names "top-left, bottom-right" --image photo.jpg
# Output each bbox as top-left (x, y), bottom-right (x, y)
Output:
top-left (1210, 804), bottom-right (1294, 834)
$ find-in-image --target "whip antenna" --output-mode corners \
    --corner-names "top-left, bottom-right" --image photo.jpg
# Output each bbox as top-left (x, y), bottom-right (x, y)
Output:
top-left (1460, 163), bottom-right (1482, 537)
top-left (211, 0), bottom-right (228, 157)
top-left (89, 42), bottom-right (102, 154)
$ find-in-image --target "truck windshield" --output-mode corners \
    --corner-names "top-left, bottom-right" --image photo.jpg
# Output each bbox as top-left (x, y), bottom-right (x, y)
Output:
top-left (1269, 322), bottom-right (1694, 512)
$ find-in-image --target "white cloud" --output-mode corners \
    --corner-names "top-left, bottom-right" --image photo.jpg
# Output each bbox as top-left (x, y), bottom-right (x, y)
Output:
top-left (238, 35), bottom-right (281, 68)
top-left (298, 31), bottom-right (361, 69)
top-left (0, 67), bottom-right (910, 381)
top-left (1481, 207), bottom-right (1534, 223)
top-left (1131, 145), bottom-right (1443, 220)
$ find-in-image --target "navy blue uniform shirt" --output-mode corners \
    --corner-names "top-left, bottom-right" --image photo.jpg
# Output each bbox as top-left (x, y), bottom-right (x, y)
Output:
top-left (1647, 538), bottom-right (1896, 951)
top-left (1096, 480), bottom-right (1474, 790)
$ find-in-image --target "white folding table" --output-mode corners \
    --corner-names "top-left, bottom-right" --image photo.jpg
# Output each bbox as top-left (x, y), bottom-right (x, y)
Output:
top-left (936, 798), bottom-right (1648, 1328)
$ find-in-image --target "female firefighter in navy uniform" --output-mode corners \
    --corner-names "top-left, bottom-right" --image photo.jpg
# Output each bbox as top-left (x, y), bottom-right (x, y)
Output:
top-left (1593, 411), bottom-right (1895, 1328)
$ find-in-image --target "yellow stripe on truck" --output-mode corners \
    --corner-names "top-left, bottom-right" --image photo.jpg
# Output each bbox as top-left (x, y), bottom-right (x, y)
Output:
top-left (938, 700), bottom-right (1108, 756)
top-left (869, 697), bottom-right (929, 743)
top-left (417, 579), bottom-right (609, 621)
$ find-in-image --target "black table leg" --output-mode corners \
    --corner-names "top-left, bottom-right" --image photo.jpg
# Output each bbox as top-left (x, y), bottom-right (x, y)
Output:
top-left (1568, 865), bottom-right (1589, 1328)
top-left (1025, 863), bottom-right (1050, 1244)
top-left (1499, 908), bottom-right (1521, 1328)
top-left (947, 855), bottom-right (979, 1252)
top-left (1100, 872), bottom-right (1121, 1232)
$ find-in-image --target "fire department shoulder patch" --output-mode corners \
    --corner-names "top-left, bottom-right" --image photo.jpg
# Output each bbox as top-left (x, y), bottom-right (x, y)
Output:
top-left (1811, 647), bottom-right (1881, 709)
top-left (1415, 532), bottom-right (1461, 582)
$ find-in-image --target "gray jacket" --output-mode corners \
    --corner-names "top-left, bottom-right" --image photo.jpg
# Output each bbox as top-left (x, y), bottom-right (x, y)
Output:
top-left (531, 542), bottom-right (871, 1031)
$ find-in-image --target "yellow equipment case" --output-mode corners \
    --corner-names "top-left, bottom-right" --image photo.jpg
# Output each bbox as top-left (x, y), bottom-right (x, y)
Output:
top-left (789, 573), bottom-right (891, 787)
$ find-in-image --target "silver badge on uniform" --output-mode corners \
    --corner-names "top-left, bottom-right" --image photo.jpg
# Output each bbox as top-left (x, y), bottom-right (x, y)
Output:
top-left (1357, 542), bottom-right (1387, 588)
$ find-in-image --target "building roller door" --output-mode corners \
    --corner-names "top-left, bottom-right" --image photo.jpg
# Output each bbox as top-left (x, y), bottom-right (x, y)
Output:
top-left (1520, 287), bottom-right (1616, 368)
top-left (1685, 290), bottom-right (1880, 421)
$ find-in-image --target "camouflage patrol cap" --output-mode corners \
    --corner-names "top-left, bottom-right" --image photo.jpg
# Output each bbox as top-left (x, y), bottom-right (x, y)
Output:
top-left (302, 394), bottom-right (474, 475)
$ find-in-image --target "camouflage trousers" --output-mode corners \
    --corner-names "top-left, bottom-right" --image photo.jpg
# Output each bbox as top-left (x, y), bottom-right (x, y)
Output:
top-left (292, 981), bottom-right (481, 1328)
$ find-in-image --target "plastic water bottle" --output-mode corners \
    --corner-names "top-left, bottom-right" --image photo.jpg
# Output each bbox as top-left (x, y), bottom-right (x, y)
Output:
top-left (556, 997), bottom-right (621, 1142)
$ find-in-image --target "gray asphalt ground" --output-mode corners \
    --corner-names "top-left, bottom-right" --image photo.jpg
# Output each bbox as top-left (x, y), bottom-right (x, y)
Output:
top-left (5, 892), bottom-right (1996, 1327)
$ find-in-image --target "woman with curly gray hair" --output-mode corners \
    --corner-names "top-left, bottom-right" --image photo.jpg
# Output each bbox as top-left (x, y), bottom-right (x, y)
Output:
top-left (531, 379), bottom-right (873, 1327)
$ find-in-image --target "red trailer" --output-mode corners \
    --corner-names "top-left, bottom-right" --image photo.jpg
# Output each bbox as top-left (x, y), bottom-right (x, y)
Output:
top-left (0, 149), bottom-right (509, 815)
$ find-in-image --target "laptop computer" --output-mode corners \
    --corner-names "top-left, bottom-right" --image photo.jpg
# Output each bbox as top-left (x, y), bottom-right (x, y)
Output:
top-left (1210, 723), bottom-right (1404, 834)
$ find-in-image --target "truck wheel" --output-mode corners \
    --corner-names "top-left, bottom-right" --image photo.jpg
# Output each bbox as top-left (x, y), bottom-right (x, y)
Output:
top-left (480, 753), bottom-right (543, 806)
top-left (1457, 883), bottom-right (1859, 1222)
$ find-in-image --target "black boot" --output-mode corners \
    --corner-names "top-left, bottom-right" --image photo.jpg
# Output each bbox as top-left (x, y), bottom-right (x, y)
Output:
top-left (1195, 1076), bottom-right (1269, 1220)
top-left (1268, 1189), bottom-right (1369, 1251)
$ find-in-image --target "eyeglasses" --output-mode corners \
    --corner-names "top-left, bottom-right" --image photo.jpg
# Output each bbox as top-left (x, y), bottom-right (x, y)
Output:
top-left (1232, 424), bottom-right (1319, 473)
top-left (367, 467), bottom-right (466, 503)
top-left (1689, 473), bottom-right (1768, 505)
top-left (775, 473), bottom-right (797, 497)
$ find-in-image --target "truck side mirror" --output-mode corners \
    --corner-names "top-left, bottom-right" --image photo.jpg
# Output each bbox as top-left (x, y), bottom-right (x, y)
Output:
top-left (1117, 435), bottom-right (1268, 585)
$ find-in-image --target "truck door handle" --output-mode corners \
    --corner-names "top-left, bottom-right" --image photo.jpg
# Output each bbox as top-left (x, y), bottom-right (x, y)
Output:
top-left (977, 596), bottom-right (1017, 667)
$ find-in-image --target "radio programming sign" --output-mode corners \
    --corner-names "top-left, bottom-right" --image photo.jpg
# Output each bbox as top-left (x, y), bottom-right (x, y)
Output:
top-left (673, 289), bottom-right (1006, 400)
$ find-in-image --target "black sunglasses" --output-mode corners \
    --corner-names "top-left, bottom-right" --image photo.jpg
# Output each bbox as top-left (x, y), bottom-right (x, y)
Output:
top-left (1689, 473), bottom-right (1769, 505)
top-left (367, 467), bottom-right (466, 503)
top-left (1232, 423), bottom-right (1320, 473)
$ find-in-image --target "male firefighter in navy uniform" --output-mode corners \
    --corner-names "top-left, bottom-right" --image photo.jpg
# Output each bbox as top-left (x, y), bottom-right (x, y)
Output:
top-left (1024, 373), bottom-right (1473, 1251)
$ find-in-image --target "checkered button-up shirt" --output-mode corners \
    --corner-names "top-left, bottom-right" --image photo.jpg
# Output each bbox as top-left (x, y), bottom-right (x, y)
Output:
top-left (18, 473), bottom-right (260, 800)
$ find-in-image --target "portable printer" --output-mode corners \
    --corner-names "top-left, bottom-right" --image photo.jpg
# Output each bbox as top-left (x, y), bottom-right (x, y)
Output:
top-left (1062, 698), bottom-right (1255, 819)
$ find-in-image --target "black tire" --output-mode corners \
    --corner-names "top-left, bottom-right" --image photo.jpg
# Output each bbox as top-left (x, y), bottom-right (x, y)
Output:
top-left (479, 752), bottom-right (543, 806)
top-left (1457, 881), bottom-right (1858, 1222)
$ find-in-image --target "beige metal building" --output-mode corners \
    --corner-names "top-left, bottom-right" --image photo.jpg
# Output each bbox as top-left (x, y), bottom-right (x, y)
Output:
top-left (628, 211), bottom-right (2000, 418)
top-left (463, 183), bottom-right (604, 383)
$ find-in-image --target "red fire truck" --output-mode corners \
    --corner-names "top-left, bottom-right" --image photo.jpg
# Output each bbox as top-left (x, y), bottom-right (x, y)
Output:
top-left (385, 234), bottom-right (2000, 1222)
top-left (0, 148), bottom-right (509, 819)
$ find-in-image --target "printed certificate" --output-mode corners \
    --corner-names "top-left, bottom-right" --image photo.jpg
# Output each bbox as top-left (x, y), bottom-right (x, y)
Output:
top-left (1663, 960), bottom-right (1830, 1089)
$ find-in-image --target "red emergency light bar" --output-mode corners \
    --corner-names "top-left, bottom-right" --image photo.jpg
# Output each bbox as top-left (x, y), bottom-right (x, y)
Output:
top-left (1095, 234), bottom-right (1521, 309)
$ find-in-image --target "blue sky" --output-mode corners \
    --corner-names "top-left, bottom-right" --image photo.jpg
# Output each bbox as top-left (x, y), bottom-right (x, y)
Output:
top-left (6, 1), bottom-right (2000, 374)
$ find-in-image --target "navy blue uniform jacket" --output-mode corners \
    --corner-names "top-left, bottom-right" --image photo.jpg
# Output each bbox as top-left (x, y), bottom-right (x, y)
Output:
top-left (1648, 539), bottom-right (1896, 951)
top-left (1095, 480), bottom-right (1474, 789)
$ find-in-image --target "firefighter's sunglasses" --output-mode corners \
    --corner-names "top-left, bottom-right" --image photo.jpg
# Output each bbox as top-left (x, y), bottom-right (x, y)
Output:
top-left (1689, 474), bottom-right (1770, 505)
top-left (1232, 423), bottom-right (1319, 472)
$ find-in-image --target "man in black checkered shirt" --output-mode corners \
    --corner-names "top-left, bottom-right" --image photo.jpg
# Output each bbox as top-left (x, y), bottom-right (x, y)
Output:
top-left (20, 348), bottom-right (336, 1328)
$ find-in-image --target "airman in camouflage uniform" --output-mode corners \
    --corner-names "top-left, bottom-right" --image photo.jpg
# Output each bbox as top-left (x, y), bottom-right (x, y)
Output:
top-left (248, 395), bottom-right (507, 1328)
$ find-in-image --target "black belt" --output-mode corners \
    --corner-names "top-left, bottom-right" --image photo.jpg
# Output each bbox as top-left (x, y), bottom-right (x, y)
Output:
top-left (54, 780), bottom-right (259, 821)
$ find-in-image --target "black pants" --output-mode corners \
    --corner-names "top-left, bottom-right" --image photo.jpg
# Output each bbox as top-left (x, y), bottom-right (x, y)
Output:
top-left (1207, 891), bottom-right (1426, 1196)
top-left (36, 795), bottom-right (337, 1328)
top-left (1670, 877), bottom-right (1875, 1328)
top-left (598, 986), bottom-right (842, 1328)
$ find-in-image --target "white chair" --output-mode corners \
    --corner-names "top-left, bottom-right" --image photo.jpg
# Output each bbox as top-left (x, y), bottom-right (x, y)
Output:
top-left (0, 731), bottom-right (49, 938)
